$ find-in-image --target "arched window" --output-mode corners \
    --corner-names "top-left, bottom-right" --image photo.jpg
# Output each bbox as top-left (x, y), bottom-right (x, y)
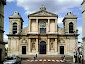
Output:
top-left (69, 22), bottom-right (73, 33)
top-left (13, 22), bottom-right (17, 34)
top-left (40, 22), bottom-right (46, 34)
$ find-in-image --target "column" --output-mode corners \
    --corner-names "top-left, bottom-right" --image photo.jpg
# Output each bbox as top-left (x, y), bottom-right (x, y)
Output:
top-left (36, 39), bottom-right (38, 52)
top-left (36, 19), bottom-right (38, 33)
top-left (55, 19), bottom-right (57, 32)
top-left (47, 38), bottom-right (50, 52)
top-left (28, 38), bottom-right (31, 52)
top-left (48, 19), bottom-right (50, 32)
top-left (29, 19), bottom-right (31, 32)
top-left (55, 39), bottom-right (57, 52)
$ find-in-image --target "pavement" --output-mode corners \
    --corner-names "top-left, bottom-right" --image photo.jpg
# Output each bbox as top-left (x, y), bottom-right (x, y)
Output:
top-left (21, 59), bottom-right (82, 64)
top-left (21, 59), bottom-right (72, 64)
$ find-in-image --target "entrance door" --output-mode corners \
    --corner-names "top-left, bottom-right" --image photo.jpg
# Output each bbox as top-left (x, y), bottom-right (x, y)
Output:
top-left (60, 46), bottom-right (64, 54)
top-left (0, 49), bottom-right (2, 61)
top-left (40, 41), bottom-right (46, 54)
top-left (22, 46), bottom-right (26, 54)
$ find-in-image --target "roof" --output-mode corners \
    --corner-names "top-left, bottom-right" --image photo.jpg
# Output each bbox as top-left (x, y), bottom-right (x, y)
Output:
top-left (62, 12), bottom-right (77, 22)
top-left (9, 11), bottom-right (24, 22)
top-left (28, 5), bottom-right (58, 17)
top-left (9, 11), bottom-right (22, 19)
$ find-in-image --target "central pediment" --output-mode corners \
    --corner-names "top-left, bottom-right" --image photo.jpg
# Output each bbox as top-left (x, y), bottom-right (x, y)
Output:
top-left (28, 10), bottom-right (58, 17)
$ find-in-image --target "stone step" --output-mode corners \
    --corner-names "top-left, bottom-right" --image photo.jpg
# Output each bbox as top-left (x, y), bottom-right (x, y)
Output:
top-left (20, 54), bottom-right (72, 57)
top-left (21, 56), bottom-right (73, 61)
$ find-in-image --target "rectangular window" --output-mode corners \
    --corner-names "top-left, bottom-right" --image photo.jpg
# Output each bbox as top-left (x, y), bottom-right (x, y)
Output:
top-left (40, 28), bottom-right (46, 34)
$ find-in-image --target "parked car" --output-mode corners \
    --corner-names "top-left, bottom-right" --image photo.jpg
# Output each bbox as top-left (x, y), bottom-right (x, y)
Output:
top-left (3, 56), bottom-right (21, 64)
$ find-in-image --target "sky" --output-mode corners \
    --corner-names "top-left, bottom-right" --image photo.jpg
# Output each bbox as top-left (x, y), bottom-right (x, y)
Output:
top-left (4, 0), bottom-right (83, 42)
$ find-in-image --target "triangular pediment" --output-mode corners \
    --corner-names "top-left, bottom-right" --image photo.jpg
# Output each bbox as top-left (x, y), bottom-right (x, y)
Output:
top-left (28, 10), bottom-right (58, 17)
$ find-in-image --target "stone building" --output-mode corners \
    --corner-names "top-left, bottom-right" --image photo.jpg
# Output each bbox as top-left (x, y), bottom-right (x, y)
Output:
top-left (0, 0), bottom-right (6, 61)
top-left (82, 0), bottom-right (85, 61)
top-left (7, 5), bottom-right (79, 56)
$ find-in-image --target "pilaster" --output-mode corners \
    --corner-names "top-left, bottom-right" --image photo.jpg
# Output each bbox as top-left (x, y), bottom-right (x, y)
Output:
top-left (36, 39), bottom-right (38, 52)
top-left (36, 19), bottom-right (38, 33)
top-left (29, 19), bottom-right (31, 32)
top-left (47, 38), bottom-right (50, 52)
top-left (28, 38), bottom-right (31, 52)
top-left (55, 19), bottom-right (57, 32)
top-left (55, 38), bottom-right (57, 52)
top-left (8, 38), bottom-right (11, 51)
top-left (48, 19), bottom-right (50, 32)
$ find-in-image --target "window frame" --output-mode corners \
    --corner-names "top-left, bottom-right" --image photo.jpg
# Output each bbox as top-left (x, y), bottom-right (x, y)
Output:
top-left (69, 22), bottom-right (74, 33)
top-left (12, 22), bottom-right (17, 34)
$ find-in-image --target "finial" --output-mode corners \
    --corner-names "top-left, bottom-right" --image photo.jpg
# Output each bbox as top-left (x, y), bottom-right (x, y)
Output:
top-left (40, 5), bottom-right (46, 11)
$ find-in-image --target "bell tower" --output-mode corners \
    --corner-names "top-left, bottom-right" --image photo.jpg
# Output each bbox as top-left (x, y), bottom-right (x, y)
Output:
top-left (9, 11), bottom-right (24, 34)
top-left (62, 12), bottom-right (77, 34)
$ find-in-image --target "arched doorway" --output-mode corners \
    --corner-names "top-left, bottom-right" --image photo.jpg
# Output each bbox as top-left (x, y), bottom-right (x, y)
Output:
top-left (40, 41), bottom-right (46, 54)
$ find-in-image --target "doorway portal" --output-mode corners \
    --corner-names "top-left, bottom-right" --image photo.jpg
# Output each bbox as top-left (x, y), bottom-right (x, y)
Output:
top-left (22, 46), bottom-right (26, 54)
top-left (40, 41), bottom-right (46, 54)
top-left (60, 46), bottom-right (64, 54)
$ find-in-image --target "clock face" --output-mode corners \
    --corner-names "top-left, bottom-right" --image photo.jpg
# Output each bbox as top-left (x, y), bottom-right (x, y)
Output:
top-left (40, 22), bottom-right (46, 28)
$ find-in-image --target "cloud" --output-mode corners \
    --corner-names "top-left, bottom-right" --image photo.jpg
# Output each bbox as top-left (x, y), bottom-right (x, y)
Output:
top-left (7, 0), bottom-right (82, 14)
top-left (4, 34), bottom-right (8, 42)
top-left (78, 39), bottom-right (82, 42)
top-left (7, 0), bottom-right (16, 2)
top-left (77, 26), bottom-right (82, 42)
top-left (78, 26), bottom-right (82, 34)
top-left (58, 17), bottom-right (63, 24)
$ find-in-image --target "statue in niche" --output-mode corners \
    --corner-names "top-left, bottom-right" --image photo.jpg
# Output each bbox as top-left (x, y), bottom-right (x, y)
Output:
top-left (50, 41), bottom-right (54, 50)
top-left (32, 42), bottom-right (35, 50)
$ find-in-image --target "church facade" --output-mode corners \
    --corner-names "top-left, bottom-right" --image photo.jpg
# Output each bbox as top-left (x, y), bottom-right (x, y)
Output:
top-left (7, 6), bottom-right (79, 56)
